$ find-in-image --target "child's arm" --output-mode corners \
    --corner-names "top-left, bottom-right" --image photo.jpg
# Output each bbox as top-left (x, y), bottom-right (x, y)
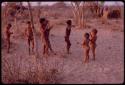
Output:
top-left (82, 40), bottom-right (86, 46)
top-left (48, 23), bottom-right (53, 31)
top-left (89, 33), bottom-right (92, 40)
top-left (95, 36), bottom-right (97, 41)
top-left (49, 25), bottom-right (53, 30)
top-left (24, 28), bottom-right (27, 36)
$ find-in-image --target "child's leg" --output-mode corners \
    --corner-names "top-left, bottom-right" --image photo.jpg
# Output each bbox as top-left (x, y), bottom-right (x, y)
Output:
top-left (28, 38), bottom-right (30, 55)
top-left (86, 49), bottom-right (90, 62)
top-left (67, 44), bottom-right (71, 54)
top-left (84, 48), bottom-right (89, 63)
top-left (31, 39), bottom-right (34, 52)
top-left (45, 44), bottom-right (49, 55)
top-left (92, 47), bottom-right (96, 60)
top-left (66, 43), bottom-right (69, 54)
top-left (67, 39), bottom-right (71, 54)
top-left (48, 40), bottom-right (54, 53)
top-left (65, 37), bottom-right (68, 53)
top-left (7, 39), bottom-right (10, 53)
top-left (83, 49), bottom-right (87, 63)
top-left (43, 44), bottom-right (45, 55)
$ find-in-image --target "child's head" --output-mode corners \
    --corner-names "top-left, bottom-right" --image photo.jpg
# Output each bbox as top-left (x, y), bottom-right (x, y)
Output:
top-left (7, 23), bottom-right (12, 29)
top-left (39, 18), bottom-right (46, 24)
top-left (27, 21), bottom-right (31, 27)
top-left (27, 21), bottom-right (31, 24)
top-left (66, 20), bottom-right (72, 26)
top-left (91, 28), bottom-right (98, 35)
top-left (84, 33), bottom-right (89, 39)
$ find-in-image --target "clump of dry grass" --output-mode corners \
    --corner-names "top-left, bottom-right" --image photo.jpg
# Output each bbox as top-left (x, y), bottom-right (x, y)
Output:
top-left (2, 54), bottom-right (64, 84)
top-left (38, 57), bottom-right (64, 84)
top-left (2, 55), bottom-right (23, 84)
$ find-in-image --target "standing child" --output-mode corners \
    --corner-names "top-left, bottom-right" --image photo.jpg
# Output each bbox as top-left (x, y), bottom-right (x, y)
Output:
top-left (5, 23), bottom-right (13, 53)
top-left (25, 21), bottom-right (34, 55)
top-left (39, 18), bottom-right (49, 55)
top-left (65, 20), bottom-right (72, 54)
top-left (44, 20), bottom-right (55, 54)
top-left (89, 29), bottom-right (98, 60)
top-left (82, 33), bottom-right (90, 63)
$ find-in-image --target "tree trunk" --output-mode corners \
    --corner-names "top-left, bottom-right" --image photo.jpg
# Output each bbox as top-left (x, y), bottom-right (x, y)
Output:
top-left (27, 2), bottom-right (40, 83)
top-left (37, 2), bottom-right (41, 19)
top-left (37, 2), bottom-right (42, 30)
top-left (27, 2), bottom-right (39, 57)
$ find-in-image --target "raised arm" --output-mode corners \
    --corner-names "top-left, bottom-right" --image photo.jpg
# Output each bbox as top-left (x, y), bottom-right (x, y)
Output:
top-left (49, 25), bottom-right (53, 30)
top-left (47, 22), bottom-right (53, 31)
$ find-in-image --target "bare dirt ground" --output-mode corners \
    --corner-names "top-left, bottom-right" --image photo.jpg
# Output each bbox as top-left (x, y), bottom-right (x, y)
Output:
top-left (1, 18), bottom-right (124, 84)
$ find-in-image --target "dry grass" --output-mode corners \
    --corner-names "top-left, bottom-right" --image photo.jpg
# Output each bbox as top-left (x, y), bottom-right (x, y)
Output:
top-left (2, 53), bottom-right (65, 84)
top-left (1, 4), bottom-right (124, 84)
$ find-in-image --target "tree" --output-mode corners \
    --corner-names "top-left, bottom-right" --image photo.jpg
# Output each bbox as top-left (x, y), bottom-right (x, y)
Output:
top-left (3, 2), bottom-right (27, 35)
top-left (37, 2), bottom-right (42, 28)
top-left (27, 2), bottom-right (41, 83)
top-left (71, 2), bottom-right (86, 29)
top-left (27, 2), bottom-right (39, 58)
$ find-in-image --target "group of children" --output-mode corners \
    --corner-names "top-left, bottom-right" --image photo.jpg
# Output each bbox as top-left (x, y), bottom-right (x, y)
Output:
top-left (82, 29), bottom-right (98, 63)
top-left (5, 18), bottom-right (97, 63)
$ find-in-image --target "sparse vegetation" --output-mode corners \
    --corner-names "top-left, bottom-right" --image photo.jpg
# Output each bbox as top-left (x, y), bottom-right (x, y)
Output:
top-left (1, 1), bottom-right (124, 84)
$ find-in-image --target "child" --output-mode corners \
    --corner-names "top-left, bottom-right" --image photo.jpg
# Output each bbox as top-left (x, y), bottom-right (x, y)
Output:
top-left (65, 20), bottom-right (72, 54)
top-left (25, 21), bottom-right (34, 55)
top-left (44, 20), bottom-right (55, 54)
top-left (5, 23), bottom-right (13, 53)
top-left (39, 18), bottom-right (49, 55)
top-left (82, 33), bottom-right (90, 63)
top-left (89, 29), bottom-right (98, 60)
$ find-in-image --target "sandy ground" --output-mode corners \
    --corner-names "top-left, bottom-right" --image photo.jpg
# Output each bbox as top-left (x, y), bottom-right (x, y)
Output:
top-left (2, 19), bottom-right (124, 84)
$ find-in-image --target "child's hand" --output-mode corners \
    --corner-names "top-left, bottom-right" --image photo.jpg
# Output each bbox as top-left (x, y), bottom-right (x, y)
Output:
top-left (50, 25), bottom-right (53, 29)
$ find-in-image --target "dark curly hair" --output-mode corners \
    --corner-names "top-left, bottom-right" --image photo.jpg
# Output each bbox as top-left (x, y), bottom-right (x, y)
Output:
top-left (84, 33), bottom-right (89, 39)
top-left (27, 21), bottom-right (31, 24)
top-left (66, 20), bottom-right (72, 25)
top-left (39, 18), bottom-right (46, 23)
top-left (92, 29), bottom-right (98, 34)
top-left (8, 23), bottom-right (12, 27)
